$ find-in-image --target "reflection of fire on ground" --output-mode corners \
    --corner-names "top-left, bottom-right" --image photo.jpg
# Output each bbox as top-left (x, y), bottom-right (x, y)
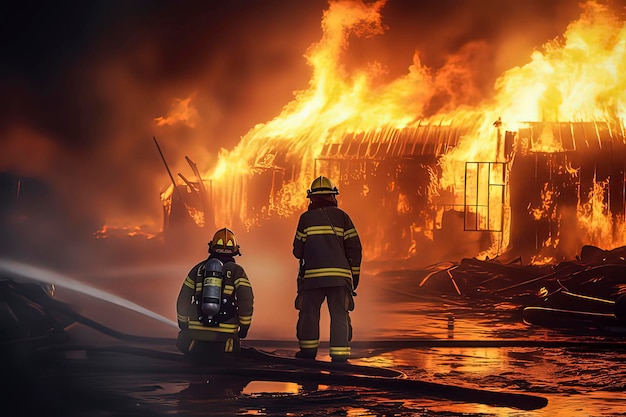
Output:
top-left (159, 1), bottom-right (626, 266)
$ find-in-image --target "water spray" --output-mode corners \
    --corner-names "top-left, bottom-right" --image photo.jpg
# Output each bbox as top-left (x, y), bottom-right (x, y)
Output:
top-left (0, 259), bottom-right (178, 328)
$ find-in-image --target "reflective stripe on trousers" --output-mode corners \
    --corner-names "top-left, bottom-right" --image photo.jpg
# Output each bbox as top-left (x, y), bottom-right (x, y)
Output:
top-left (296, 286), bottom-right (351, 358)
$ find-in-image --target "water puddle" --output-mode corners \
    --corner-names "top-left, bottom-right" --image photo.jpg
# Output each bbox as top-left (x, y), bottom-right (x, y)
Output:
top-left (242, 381), bottom-right (300, 395)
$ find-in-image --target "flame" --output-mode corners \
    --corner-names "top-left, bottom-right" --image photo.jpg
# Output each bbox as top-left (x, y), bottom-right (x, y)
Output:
top-left (154, 93), bottom-right (199, 128)
top-left (530, 254), bottom-right (557, 266)
top-left (205, 0), bottom-right (433, 228)
top-left (578, 179), bottom-right (626, 248)
top-left (156, 0), bottom-right (626, 261)
top-left (531, 183), bottom-right (557, 221)
top-left (94, 224), bottom-right (158, 240)
top-left (491, 1), bottom-right (626, 125)
top-left (435, 1), bottom-right (626, 259)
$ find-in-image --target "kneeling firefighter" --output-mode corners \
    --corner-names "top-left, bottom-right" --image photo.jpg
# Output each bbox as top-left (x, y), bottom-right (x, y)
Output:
top-left (176, 228), bottom-right (254, 358)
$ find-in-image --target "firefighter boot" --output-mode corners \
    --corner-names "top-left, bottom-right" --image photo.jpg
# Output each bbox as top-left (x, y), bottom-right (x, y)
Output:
top-left (295, 348), bottom-right (317, 360)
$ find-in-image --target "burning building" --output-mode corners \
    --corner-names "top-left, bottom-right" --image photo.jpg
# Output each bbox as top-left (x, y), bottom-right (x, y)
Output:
top-left (160, 1), bottom-right (626, 264)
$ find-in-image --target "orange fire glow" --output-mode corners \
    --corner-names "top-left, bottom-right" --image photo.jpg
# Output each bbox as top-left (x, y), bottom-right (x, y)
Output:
top-left (578, 179), bottom-right (626, 248)
top-left (157, 0), bottom-right (626, 262)
top-left (155, 94), bottom-right (199, 128)
top-left (94, 224), bottom-right (158, 240)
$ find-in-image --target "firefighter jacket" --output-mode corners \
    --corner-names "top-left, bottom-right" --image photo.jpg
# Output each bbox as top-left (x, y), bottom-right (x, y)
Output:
top-left (176, 257), bottom-right (254, 342)
top-left (293, 204), bottom-right (362, 291)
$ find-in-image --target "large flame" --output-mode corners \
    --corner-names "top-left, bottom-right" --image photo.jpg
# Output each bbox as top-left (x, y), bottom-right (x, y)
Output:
top-left (205, 0), bottom-right (435, 227)
top-left (158, 0), bottom-right (626, 261)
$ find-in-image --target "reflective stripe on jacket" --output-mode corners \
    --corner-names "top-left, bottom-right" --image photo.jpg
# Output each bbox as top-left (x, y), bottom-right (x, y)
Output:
top-left (176, 259), bottom-right (254, 342)
top-left (293, 206), bottom-right (362, 290)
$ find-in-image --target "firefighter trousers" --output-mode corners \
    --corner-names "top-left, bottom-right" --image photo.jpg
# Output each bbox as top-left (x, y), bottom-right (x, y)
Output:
top-left (296, 286), bottom-right (353, 359)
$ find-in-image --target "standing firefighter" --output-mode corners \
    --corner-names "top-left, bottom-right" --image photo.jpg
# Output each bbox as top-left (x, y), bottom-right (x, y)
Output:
top-left (293, 175), bottom-right (362, 362)
top-left (176, 227), bottom-right (254, 359)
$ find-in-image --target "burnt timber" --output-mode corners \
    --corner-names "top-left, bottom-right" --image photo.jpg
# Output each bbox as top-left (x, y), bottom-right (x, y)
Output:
top-left (165, 120), bottom-right (626, 264)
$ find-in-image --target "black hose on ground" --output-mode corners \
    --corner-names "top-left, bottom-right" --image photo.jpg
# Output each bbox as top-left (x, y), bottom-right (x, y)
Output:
top-left (2, 278), bottom-right (551, 411)
top-left (616, 294), bottom-right (626, 321)
top-left (29, 343), bottom-right (548, 411)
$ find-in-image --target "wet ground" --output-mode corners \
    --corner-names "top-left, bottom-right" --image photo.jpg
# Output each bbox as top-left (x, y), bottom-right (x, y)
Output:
top-left (344, 297), bottom-right (626, 417)
top-left (2, 257), bottom-right (626, 416)
top-left (237, 292), bottom-right (626, 417)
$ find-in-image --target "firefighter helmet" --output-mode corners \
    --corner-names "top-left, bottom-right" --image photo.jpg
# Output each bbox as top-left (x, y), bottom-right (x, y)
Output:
top-left (306, 175), bottom-right (339, 198)
top-left (208, 227), bottom-right (241, 256)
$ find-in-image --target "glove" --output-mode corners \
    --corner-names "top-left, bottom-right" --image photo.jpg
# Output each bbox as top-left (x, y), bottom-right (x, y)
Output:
top-left (238, 326), bottom-right (249, 339)
top-left (352, 274), bottom-right (360, 291)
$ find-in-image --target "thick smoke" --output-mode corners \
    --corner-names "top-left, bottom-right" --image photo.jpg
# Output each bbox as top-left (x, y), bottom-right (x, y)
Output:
top-left (0, 0), bottom-right (618, 335)
top-left (0, 1), bottom-right (590, 237)
top-left (0, 2), bottom-right (324, 238)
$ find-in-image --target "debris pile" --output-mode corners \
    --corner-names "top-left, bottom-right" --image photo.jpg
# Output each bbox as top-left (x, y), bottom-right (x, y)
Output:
top-left (390, 245), bottom-right (626, 334)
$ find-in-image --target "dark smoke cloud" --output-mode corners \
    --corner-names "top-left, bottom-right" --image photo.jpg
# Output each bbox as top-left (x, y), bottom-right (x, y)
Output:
top-left (2, 0), bottom-right (625, 341)
top-left (0, 0), bottom-right (326, 232)
top-left (0, 0), bottom-right (622, 249)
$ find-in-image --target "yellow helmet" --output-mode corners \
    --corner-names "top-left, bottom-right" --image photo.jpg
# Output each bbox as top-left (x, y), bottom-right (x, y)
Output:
top-left (208, 227), bottom-right (241, 255)
top-left (306, 175), bottom-right (339, 198)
